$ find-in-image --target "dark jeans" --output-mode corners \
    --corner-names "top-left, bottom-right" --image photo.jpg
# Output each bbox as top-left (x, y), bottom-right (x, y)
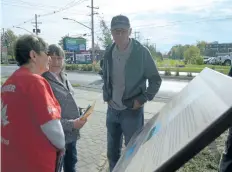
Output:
top-left (219, 128), bottom-right (232, 172)
top-left (62, 141), bottom-right (78, 172)
top-left (106, 106), bottom-right (144, 172)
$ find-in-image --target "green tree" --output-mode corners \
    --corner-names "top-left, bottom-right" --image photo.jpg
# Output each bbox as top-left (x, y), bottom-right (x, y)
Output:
top-left (145, 44), bottom-right (156, 59)
top-left (58, 35), bottom-right (69, 49)
top-left (169, 45), bottom-right (189, 59)
top-left (2, 29), bottom-right (18, 59)
top-left (184, 46), bottom-right (201, 64)
top-left (144, 44), bottom-right (163, 60)
top-left (98, 19), bottom-right (113, 49)
top-left (196, 40), bottom-right (207, 55)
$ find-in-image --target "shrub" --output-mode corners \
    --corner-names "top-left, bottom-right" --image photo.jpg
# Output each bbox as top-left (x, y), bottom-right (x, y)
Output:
top-left (175, 68), bottom-right (180, 76)
top-left (164, 68), bottom-right (171, 76)
top-left (81, 65), bottom-right (87, 71)
top-left (187, 72), bottom-right (192, 77)
top-left (65, 65), bottom-right (72, 70)
top-left (87, 64), bottom-right (92, 71)
top-left (72, 64), bottom-right (79, 70)
top-left (195, 56), bottom-right (204, 65)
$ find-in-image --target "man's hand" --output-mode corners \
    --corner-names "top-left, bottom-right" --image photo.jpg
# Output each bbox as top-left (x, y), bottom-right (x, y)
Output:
top-left (133, 100), bottom-right (142, 110)
top-left (59, 148), bottom-right (66, 156)
top-left (73, 118), bottom-right (87, 129)
top-left (105, 100), bottom-right (112, 104)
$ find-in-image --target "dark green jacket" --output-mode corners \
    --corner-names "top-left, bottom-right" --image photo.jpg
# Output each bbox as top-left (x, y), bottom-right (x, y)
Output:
top-left (102, 39), bottom-right (162, 108)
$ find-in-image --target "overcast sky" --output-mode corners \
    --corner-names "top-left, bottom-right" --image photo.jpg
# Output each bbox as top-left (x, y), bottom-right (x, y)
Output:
top-left (1, 0), bottom-right (232, 53)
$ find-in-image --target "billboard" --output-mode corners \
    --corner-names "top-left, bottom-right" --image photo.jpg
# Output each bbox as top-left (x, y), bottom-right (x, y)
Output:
top-left (75, 53), bottom-right (92, 64)
top-left (63, 37), bottom-right (86, 52)
top-left (113, 68), bottom-right (232, 172)
top-left (65, 51), bottom-right (92, 64)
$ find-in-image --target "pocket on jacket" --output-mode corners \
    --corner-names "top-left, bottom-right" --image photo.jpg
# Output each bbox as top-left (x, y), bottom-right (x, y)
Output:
top-left (123, 98), bottom-right (134, 109)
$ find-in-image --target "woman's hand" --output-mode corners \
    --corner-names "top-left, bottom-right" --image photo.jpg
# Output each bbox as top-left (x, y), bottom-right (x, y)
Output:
top-left (73, 118), bottom-right (87, 129)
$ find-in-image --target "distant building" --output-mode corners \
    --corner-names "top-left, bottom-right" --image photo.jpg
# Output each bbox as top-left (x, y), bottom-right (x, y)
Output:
top-left (205, 42), bottom-right (232, 56)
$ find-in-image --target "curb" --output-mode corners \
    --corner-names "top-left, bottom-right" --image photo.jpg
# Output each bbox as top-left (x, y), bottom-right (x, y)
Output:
top-left (66, 70), bottom-right (195, 81)
top-left (160, 75), bottom-right (194, 81)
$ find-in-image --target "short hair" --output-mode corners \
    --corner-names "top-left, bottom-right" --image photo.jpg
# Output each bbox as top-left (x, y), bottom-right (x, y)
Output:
top-left (48, 44), bottom-right (65, 58)
top-left (48, 44), bottom-right (66, 71)
top-left (15, 34), bottom-right (48, 66)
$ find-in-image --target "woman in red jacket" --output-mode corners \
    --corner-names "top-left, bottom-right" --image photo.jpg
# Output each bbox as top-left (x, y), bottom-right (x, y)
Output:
top-left (1, 34), bottom-right (65, 172)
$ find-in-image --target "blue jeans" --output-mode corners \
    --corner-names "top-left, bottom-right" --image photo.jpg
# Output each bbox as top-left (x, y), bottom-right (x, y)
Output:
top-left (106, 106), bottom-right (144, 172)
top-left (219, 128), bottom-right (232, 172)
top-left (62, 141), bottom-right (78, 172)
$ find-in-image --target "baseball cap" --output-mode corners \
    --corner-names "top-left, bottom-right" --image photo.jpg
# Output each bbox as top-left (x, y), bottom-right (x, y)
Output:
top-left (111, 15), bottom-right (130, 30)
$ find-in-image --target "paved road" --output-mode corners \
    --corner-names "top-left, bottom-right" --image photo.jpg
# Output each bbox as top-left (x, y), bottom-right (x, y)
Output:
top-left (1, 65), bottom-right (190, 102)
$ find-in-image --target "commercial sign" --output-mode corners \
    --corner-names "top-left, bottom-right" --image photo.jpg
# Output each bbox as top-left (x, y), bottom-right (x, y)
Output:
top-left (75, 53), bottom-right (92, 64)
top-left (63, 37), bottom-right (86, 52)
top-left (65, 51), bottom-right (92, 64)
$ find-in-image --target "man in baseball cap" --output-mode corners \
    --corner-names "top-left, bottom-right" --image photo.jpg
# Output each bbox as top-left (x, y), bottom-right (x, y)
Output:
top-left (102, 14), bottom-right (162, 172)
top-left (110, 15), bottom-right (131, 46)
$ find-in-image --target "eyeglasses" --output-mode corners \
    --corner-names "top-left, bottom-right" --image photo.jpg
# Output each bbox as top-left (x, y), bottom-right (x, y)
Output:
top-left (111, 29), bottom-right (129, 35)
top-left (50, 56), bottom-right (64, 61)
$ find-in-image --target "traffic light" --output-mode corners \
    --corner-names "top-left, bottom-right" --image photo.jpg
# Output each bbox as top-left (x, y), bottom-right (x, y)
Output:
top-left (33, 29), bottom-right (41, 33)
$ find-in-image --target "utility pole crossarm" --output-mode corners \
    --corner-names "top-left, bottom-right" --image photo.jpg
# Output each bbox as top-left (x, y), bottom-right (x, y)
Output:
top-left (134, 31), bottom-right (140, 40)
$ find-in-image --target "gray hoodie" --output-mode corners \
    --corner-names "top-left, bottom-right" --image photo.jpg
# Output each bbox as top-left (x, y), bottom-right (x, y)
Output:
top-left (42, 71), bottom-right (80, 144)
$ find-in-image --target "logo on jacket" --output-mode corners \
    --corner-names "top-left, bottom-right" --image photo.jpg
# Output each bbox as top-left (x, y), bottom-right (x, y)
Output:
top-left (47, 106), bottom-right (57, 114)
top-left (1, 101), bottom-right (10, 127)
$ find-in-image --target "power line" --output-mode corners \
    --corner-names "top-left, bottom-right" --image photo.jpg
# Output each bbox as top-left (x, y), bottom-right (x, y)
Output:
top-left (10, 0), bottom-right (87, 28)
top-left (94, 15), bottom-right (232, 34)
top-left (2, 0), bottom-right (63, 10)
top-left (133, 16), bottom-right (232, 29)
top-left (38, 0), bottom-right (87, 17)
top-left (2, 1), bottom-right (88, 16)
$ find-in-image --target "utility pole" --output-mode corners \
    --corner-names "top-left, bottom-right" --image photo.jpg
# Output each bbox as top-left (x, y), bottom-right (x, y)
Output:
top-left (1, 28), bottom-right (4, 62)
top-left (145, 38), bottom-right (150, 45)
top-left (134, 31), bottom-right (140, 40)
top-left (32, 14), bottom-right (42, 35)
top-left (87, 2), bottom-right (99, 72)
top-left (1, 28), bottom-right (8, 64)
top-left (35, 14), bottom-right (38, 35)
top-left (1, 28), bottom-right (4, 60)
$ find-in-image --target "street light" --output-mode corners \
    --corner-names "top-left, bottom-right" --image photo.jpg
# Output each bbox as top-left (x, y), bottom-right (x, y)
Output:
top-left (63, 18), bottom-right (91, 30)
top-left (13, 26), bottom-right (34, 35)
top-left (63, 17), bottom-right (96, 72)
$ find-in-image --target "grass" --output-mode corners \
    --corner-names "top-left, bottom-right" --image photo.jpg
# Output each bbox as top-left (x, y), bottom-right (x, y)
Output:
top-left (64, 59), bottom-right (230, 74)
top-left (158, 67), bottom-right (229, 74)
top-left (72, 83), bottom-right (81, 87)
top-left (177, 131), bottom-right (227, 172)
top-left (156, 59), bottom-right (230, 74)
top-left (1, 77), bottom-right (8, 85)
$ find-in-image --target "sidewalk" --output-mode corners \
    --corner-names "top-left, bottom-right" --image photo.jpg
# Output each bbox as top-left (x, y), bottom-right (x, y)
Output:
top-left (72, 88), bottom-right (166, 172)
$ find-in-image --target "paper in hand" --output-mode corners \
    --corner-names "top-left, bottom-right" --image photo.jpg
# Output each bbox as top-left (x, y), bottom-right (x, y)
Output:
top-left (79, 100), bottom-right (96, 120)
